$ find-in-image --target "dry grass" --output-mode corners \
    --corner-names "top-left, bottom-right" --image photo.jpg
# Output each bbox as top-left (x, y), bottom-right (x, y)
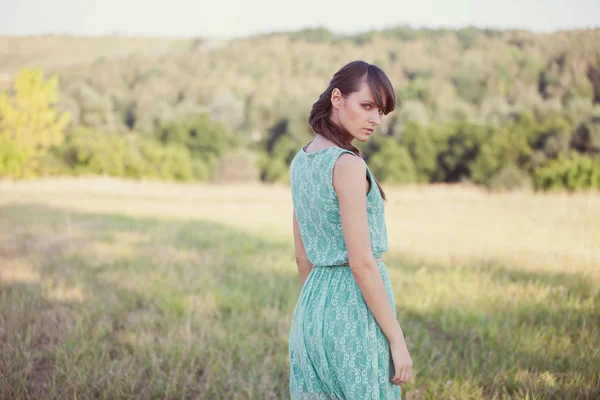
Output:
top-left (2, 177), bottom-right (598, 275)
top-left (0, 177), bottom-right (599, 399)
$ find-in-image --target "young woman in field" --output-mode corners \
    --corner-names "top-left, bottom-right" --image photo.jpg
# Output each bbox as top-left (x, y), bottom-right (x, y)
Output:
top-left (288, 60), bottom-right (413, 399)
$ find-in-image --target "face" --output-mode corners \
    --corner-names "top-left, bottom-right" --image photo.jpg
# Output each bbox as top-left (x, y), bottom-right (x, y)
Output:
top-left (331, 80), bottom-right (386, 143)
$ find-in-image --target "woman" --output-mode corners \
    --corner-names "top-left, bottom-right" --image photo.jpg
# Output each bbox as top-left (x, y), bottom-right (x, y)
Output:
top-left (288, 60), bottom-right (412, 399)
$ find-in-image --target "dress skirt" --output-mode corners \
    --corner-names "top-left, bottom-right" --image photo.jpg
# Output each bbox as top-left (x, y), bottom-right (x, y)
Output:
top-left (289, 261), bottom-right (402, 400)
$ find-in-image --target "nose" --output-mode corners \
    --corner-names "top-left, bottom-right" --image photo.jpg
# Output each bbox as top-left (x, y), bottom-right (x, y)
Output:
top-left (369, 111), bottom-right (381, 126)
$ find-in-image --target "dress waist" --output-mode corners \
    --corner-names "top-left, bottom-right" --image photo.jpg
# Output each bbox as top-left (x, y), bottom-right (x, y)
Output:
top-left (314, 257), bottom-right (383, 268)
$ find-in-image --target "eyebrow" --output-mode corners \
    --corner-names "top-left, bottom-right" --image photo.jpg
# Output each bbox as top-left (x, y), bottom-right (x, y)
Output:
top-left (362, 100), bottom-right (382, 108)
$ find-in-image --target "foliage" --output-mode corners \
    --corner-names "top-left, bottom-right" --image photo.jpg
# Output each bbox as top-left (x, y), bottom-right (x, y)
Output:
top-left (533, 152), bottom-right (600, 191)
top-left (155, 113), bottom-right (229, 158)
top-left (62, 128), bottom-right (194, 181)
top-left (431, 121), bottom-right (492, 183)
top-left (260, 154), bottom-right (289, 184)
top-left (400, 121), bottom-right (437, 183)
top-left (0, 69), bottom-right (70, 178)
top-left (571, 114), bottom-right (600, 154)
top-left (1, 28), bottom-right (600, 191)
top-left (488, 164), bottom-right (534, 191)
top-left (369, 137), bottom-right (417, 184)
top-left (211, 148), bottom-right (260, 183)
top-left (155, 113), bottom-right (232, 179)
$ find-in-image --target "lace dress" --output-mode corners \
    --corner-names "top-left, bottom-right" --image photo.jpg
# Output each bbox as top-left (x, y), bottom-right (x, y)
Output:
top-left (288, 145), bottom-right (401, 399)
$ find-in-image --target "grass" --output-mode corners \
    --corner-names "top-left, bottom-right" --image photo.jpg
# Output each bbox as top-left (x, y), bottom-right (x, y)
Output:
top-left (0, 177), bottom-right (599, 399)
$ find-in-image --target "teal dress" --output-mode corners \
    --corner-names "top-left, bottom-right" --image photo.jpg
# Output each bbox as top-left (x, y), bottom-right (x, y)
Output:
top-left (288, 145), bottom-right (401, 400)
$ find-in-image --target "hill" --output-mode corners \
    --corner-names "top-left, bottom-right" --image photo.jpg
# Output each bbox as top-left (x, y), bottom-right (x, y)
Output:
top-left (1, 26), bottom-right (599, 190)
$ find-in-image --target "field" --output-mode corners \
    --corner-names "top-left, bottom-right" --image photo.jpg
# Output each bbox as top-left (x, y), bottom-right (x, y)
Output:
top-left (0, 178), bottom-right (599, 399)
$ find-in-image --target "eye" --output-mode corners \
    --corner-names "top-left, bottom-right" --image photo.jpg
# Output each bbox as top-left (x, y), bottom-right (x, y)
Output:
top-left (364, 103), bottom-right (385, 115)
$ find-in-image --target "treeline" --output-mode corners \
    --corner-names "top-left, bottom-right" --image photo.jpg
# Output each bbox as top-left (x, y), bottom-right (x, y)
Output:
top-left (1, 68), bottom-right (598, 191)
top-left (263, 107), bottom-right (600, 191)
top-left (0, 69), bottom-right (256, 183)
top-left (1, 26), bottom-right (600, 190)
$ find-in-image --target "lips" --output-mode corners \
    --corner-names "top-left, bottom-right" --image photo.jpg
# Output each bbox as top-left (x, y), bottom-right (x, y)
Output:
top-left (363, 128), bottom-right (374, 134)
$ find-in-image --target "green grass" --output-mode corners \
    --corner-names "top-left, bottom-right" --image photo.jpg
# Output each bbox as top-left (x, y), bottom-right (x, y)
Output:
top-left (0, 204), bottom-right (296, 399)
top-left (0, 195), bottom-right (599, 399)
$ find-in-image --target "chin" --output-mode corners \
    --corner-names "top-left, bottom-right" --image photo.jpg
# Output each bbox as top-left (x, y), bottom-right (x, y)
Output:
top-left (350, 131), bottom-right (371, 143)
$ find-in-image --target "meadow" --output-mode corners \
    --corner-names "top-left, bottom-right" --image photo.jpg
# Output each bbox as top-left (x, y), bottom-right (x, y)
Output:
top-left (0, 178), bottom-right (598, 399)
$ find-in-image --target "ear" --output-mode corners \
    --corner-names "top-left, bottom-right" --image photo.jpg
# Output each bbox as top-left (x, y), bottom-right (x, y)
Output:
top-left (331, 88), bottom-right (342, 110)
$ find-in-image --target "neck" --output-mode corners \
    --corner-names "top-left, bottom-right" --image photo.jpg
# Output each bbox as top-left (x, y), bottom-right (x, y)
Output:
top-left (314, 133), bottom-right (353, 148)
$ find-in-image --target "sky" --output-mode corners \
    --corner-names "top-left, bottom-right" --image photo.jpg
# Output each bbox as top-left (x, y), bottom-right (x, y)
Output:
top-left (1, 0), bottom-right (598, 38)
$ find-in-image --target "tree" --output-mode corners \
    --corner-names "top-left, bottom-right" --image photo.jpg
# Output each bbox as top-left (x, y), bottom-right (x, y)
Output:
top-left (401, 121), bottom-right (437, 182)
top-left (369, 138), bottom-right (417, 184)
top-left (155, 113), bottom-right (230, 177)
top-left (62, 127), bottom-right (194, 181)
top-left (533, 152), bottom-right (600, 191)
top-left (571, 115), bottom-right (600, 154)
top-left (0, 68), bottom-right (71, 178)
top-left (432, 121), bottom-right (490, 182)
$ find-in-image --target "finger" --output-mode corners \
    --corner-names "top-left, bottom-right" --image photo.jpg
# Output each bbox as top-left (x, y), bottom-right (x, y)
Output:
top-left (393, 367), bottom-right (404, 385)
top-left (403, 370), bottom-right (413, 386)
top-left (392, 371), bottom-right (401, 385)
top-left (398, 367), bottom-right (407, 383)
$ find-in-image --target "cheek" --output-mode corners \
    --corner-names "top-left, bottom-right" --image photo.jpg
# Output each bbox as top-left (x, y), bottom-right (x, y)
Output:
top-left (344, 105), bottom-right (362, 126)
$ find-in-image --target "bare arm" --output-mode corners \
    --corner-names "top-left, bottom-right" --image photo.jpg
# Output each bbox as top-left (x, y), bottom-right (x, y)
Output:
top-left (333, 154), bottom-right (405, 345)
top-left (293, 209), bottom-right (313, 285)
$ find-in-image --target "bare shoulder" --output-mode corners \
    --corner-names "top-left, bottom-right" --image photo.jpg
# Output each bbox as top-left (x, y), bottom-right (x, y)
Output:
top-left (332, 153), bottom-right (366, 195)
top-left (334, 153), bottom-right (365, 173)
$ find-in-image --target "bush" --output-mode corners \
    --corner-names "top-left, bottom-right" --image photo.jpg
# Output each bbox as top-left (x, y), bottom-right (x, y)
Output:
top-left (488, 164), bottom-right (533, 191)
top-left (260, 155), bottom-right (288, 183)
top-left (138, 140), bottom-right (193, 181)
top-left (533, 152), bottom-right (600, 191)
top-left (191, 159), bottom-right (211, 181)
top-left (369, 140), bottom-right (417, 184)
top-left (211, 149), bottom-right (260, 183)
top-left (432, 121), bottom-right (491, 182)
top-left (36, 147), bottom-right (71, 176)
top-left (571, 115), bottom-right (600, 154)
top-left (401, 122), bottom-right (437, 182)
top-left (155, 113), bottom-right (230, 158)
top-left (61, 128), bottom-right (194, 181)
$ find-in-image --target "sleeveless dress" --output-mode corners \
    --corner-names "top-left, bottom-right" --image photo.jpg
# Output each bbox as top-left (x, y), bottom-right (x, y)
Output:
top-left (288, 145), bottom-right (401, 400)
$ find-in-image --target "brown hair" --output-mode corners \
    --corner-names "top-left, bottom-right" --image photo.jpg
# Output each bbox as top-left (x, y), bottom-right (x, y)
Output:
top-left (308, 60), bottom-right (396, 200)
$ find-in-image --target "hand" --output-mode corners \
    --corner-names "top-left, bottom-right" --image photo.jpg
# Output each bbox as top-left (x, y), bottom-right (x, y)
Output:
top-left (389, 338), bottom-right (413, 386)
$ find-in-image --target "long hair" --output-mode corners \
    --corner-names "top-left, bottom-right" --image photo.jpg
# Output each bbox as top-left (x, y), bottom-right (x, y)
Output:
top-left (308, 60), bottom-right (396, 201)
